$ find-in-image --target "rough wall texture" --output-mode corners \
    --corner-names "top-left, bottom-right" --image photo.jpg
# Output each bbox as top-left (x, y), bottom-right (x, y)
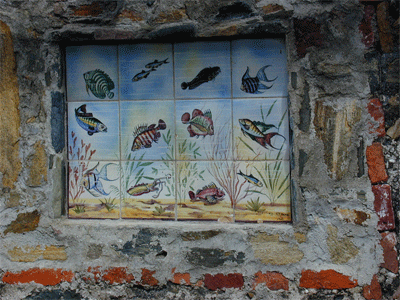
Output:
top-left (0, 0), bottom-right (398, 299)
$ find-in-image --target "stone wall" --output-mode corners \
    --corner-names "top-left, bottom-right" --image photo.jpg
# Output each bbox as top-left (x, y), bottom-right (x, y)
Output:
top-left (0, 0), bottom-right (398, 299)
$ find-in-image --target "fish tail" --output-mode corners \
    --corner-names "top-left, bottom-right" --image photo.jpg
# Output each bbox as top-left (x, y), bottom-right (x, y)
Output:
top-left (264, 132), bottom-right (285, 149)
top-left (98, 163), bottom-right (114, 181)
top-left (181, 82), bottom-right (188, 90)
top-left (164, 58), bottom-right (169, 64)
top-left (188, 191), bottom-right (196, 201)
top-left (237, 170), bottom-right (244, 176)
top-left (257, 65), bottom-right (278, 82)
top-left (107, 91), bottom-right (114, 99)
top-left (157, 119), bottom-right (167, 130)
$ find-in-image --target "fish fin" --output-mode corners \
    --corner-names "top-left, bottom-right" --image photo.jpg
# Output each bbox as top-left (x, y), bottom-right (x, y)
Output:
top-left (181, 113), bottom-right (190, 124)
top-left (192, 109), bottom-right (203, 118)
top-left (181, 82), bottom-right (188, 90)
top-left (93, 181), bottom-right (109, 196)
top-left (144, 144), bottom-right (152, 148)
top-left (242, 67), bottom-right (250, 80)
top-left (257, 65), bottom-right (278, 83)
top-left (203, 109), bottom-right (212, 119)
top-left (189, 191), bottom-right (196, 201)
top-left (148, 124), bottom-right (156, 130)
top-left (88, 131), bottom-right (94, 136)
top-left (133, 125), bottom-right (149, 136)
top-left (107, 91), bottom-right (114, 99)
top-left (87, 188), bottom-right (103, 198)
top-left (253, 121), bottom-right (276, 132)
top-left (157, 119), bottom-right (167, 130)
top-left (98, 163), bottom-right (116, 181)
top-left (163, 58), bottom-right (169, 64)
top-left (188, 80), bottom-right (207, 90)
top-left (264, 132), bottom-right (285, 150)
top-left (257, 82), bottom-right (273, 91)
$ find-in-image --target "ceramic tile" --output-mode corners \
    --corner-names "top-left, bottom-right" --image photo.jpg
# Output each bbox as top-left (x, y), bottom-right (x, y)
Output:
top-left (176, 99), bottom-right (232, 160)
top-left (174, 41), bottom-right (231, 99)
top-left (232, 39), bottom-right (288, 98)
top-left (68, 102), bottom-right (120, 161)
top-left (177, 161), bottom-right (234, 222)
top-left (121, 161), bottom-right (175, 220)
top-left (233, 98), bottom-right (289, 161)
top-left (119, 44), bottom-right (173, 100)
top-left (233, 160), bottom-right (291, 222)
top-left (68, 161), bottom-right (120, 219)
top-left (120, 100), bottom-right (175, 161)
top-left (66, 46), bottom-right (118, 101)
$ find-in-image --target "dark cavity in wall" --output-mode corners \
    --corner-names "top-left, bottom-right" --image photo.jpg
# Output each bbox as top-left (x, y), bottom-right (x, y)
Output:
top-left (215, 2), bottom-right (254, 21)
top-left (298, 81), bottom-right (311, 132)
top-left (51, 91), bottom-right (65, 153)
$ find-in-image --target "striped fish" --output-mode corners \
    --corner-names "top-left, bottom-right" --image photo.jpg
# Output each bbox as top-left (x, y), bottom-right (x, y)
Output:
top-left (83, 69), bottom-right (115, 99)
top-left (131, 119), bottom-right (167, 151)
top-left (239, 118), bottom-right (284, 149)
top-left (75, 104), bottom-right (107, 136)
top-left (240, 66), bottom-right (277, 94)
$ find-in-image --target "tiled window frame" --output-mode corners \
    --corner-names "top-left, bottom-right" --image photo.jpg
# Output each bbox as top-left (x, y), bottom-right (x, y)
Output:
top-left (65, 38), bottom-right (292, 223)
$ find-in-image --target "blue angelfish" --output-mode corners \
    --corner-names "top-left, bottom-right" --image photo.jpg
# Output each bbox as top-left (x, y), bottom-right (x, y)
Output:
top-left (81, 163), bottom-right (117, 197)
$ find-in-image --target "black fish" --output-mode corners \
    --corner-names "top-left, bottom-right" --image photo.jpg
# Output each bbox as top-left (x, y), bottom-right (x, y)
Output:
top-left (241, 66), bottom-right (277, 94)
top-left (83, 69), bottom-right (115, 99)
top-left (181, 67), bottom-right (221, 90)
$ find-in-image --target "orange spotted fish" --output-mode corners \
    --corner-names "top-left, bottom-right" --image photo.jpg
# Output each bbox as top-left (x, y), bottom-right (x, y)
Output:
top-left (131, 119), bottom-right (167, 151)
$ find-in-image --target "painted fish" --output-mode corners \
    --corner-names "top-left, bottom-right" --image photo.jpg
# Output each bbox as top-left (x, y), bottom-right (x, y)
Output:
top-left (75, 104), bottom-right (107, 136)
top-left (237, 170), bottom-right (263, 187)
top-left (188, 182), bottom-right (225, 205)
top-left (132, 68), bottom-right (156, 82)
top-left (145, 58), bottom-right (169, 69)
top-left (81, 163), bottom-right (116, 197)
top-left (239, 119), bottom-right (284, 149)
top-left (83, 69), bottom-right (115, 99)
top-left (181, 66), bottom-right (221, 90)
top-left (181, 109), bottom-right (214, 137)
top-left (131, 119), bottom-right (167, 151)
top-left (240, 66), bottom-right (277, 94)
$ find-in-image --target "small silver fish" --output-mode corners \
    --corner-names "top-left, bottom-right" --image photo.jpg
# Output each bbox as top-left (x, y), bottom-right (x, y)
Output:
top-left (132, 68), bottom-right (156, 82)
top-left (145, 58), bottom-right (169, 69)
top-left (237, 170), bottom-right (263, 187)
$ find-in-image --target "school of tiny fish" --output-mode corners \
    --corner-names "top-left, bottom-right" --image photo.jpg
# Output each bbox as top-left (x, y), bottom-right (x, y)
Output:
top-left (132, 58), bottom-right (169, 82)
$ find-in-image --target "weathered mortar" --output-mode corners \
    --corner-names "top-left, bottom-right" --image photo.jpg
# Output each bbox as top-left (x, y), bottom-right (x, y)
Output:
top-left (0, 0), bottom-right (398, 299)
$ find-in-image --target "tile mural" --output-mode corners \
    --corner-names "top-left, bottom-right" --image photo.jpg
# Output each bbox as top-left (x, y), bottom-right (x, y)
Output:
top-left (66, 39), bottom-right (291, 222)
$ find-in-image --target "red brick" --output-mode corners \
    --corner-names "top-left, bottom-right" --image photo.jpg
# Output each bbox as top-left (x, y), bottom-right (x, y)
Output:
top-left (2, 268), bottom-right (74, 285)
top-left (253, 271), bottom-right (289, 290)
top-left (372, 184), bottom-right (395, 231)
top-left (367, 99), bottom-right (385, 137)
top-left (299, 269), bottom-right (358, 289)
top-left (363, 274), bottom-right (382, 300)
top-left (380, 232), bottom-right (399, 273)
top-left (204, 273), bottom-right (244, 291)
top-left (171, 268), bottom-right (191, 285)
top-left (141, 269), bottom-right (158, 286)
top-left (359, 5), bottom-right (376, 48)
top-left (366, 143), bottom-right (388, 184)
top-left (102, 267), bottom-right (135, 284)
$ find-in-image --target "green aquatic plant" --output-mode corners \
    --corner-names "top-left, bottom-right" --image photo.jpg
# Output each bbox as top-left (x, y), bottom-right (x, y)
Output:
top-left (100, 197), bottom-right (117, 212)
top-left (159, 129), bottom-right (175, 198)
top-left (73, 204), bottom-right (86, 214)
top-left (68, 131), bottom-right (96, 204)
top-left (246, 197), bottom-right (265, 212)
top-left (153, 205), bottom-right (166, 216)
